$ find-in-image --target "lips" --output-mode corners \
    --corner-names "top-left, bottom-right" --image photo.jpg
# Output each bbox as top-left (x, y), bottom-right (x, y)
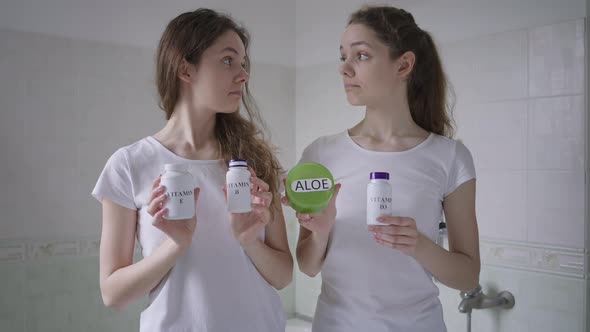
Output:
top-left (229, 90), bottom-right (242, 97)
top-left (344, 84), bottom-right (360, 90)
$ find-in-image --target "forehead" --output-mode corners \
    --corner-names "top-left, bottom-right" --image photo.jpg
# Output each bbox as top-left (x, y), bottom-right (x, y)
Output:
top-left (207, 30), bottom-right (246, 56)
top-left (340, 24), bottom-right (377, 47)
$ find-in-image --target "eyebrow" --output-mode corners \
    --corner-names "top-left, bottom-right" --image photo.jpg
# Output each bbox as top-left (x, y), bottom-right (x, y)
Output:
top-left (339, 41), bottom-right (372, 50)
top-left (220, 47), bottom-right (240, 55)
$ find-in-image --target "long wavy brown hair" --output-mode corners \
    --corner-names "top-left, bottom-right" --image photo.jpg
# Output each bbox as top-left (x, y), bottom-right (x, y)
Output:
top-left (155, 9), bottom-right (281, 204)
top-left (349, 6), bottom-right (455, 138)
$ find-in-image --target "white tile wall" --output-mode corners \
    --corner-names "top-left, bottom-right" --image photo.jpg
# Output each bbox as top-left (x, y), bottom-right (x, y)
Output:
top-left (455, 100), bottom-right (528, 170)
top-left (441, 30), bottom-right (528, 104)
top-left (527, 171), bottom-right (586, 248)
top-left (529, 20), bottom-right (585, 97)
top-left (528, 95), bottom-right (585, 170)
top-left (476, 171), bottom-right (527, 242)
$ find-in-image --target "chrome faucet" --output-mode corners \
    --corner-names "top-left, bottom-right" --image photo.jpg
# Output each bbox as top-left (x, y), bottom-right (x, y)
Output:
top-left (458, 284), bottom-right (515, 314)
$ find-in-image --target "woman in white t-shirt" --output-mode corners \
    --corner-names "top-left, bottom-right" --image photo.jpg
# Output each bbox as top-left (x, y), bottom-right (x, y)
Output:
top-left (92, 9), bottom-right (292, 332)
top-left (283, 6), bottom-right (480, 332)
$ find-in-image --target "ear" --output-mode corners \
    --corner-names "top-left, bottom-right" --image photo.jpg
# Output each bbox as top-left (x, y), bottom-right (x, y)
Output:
top-left (396, 51), bottom-right (416, 80)
top-left (178, 59), bottom-right (194, 84)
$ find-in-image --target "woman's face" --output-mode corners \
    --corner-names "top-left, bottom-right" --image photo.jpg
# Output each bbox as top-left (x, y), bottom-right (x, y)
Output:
top-left (183, 30), bottom-right (249, 114)
top-left (339, 23), bottom-right (410, 107)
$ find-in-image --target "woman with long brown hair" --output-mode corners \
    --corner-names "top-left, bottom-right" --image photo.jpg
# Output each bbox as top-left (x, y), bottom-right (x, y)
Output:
top-left (285, 6), bottom-right (480, 331)
top-left (92, 9), bottom-right (292, 332)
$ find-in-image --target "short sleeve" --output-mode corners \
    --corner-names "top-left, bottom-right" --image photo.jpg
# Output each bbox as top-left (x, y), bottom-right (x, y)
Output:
top-left (445, 141), bottom-right (476, 197)
top-left (91, 148), bottom-right (137, 210)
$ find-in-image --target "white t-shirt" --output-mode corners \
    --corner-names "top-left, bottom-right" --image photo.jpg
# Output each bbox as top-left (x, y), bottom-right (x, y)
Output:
top-left (92, 136), bottom-right (286, 332)
top-left (299, 131), bottom-right (476, 332)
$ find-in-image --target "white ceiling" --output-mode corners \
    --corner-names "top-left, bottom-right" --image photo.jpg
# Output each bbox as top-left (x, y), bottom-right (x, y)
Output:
top-left (0, 0), bottom-right (586, 67)
top-left (295, 0), bottom-right (586, 66)
top-left (0, 0), bottom-right (295, 66)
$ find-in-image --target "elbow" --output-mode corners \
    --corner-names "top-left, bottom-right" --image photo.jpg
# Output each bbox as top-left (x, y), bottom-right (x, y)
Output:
top-left (273, 258), bottom-right (294, 290)
top-left (460, 277), bottom-right (480, 292)
top-left (304, 269), bottom-right (319, 278)
top-left (296, 250), bottom-right (320, 278)
top-left (299, 264), bottom-right (320, 278)
top-left (273, 273), bottom-right (293, 290)
top-left (101, 291), bottom-right (118, 309)
top-left (459, 263), bottom-right (481, 292)
top-left (100, 282), bottom-right (126, 310)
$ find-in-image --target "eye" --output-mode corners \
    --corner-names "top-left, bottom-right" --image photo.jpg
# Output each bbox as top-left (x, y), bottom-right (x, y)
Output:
top-left (339, 55), bottom-right (346, 62)
top-left (357, 53), bottom-right (369, 60)
top-left (223, 57), bottom-right (233, 66)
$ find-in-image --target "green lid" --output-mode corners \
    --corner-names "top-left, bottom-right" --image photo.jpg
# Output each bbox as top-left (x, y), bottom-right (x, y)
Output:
top-left (286, 162), bottom-right (334, 213)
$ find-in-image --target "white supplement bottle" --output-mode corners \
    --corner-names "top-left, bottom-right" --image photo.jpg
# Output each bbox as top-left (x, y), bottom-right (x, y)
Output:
top-left (160, 163), bottom-right (195, 220)
top-left (226, 159), bottom-right (252, 213)
top-left (366, 172), bottom-right (392, 225)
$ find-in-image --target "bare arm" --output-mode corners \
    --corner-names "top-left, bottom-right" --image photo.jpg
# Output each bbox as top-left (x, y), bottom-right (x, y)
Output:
top-left (295, 226), bottom-right (330, 277)
top-left (242, 200), bottom-right (294, 290)
top-left (99, 200), bottom-right (187, 309)
top-left (413, 179), bottom-right (480, 291)
top-left (99, 179), bottom-right (200, 309)
top-left (291, 184), bottom-right (341, 277)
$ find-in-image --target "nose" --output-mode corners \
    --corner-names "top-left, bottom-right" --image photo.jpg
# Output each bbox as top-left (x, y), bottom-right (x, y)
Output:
top-left (235, 67), bottom-right (249, 83)
top-left (339, 60), bottom-right (354, 78)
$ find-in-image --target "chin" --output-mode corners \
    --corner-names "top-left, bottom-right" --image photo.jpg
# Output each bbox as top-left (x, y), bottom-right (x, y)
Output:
top-left (217, 104), bottom-right (241, 114)
top-left (346, 96), bottom-right (365, 107)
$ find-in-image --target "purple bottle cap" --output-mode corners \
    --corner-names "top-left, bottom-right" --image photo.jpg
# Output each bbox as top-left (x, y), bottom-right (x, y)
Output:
top-left (229, 159), bottom-right (248, 168)
top-left (370, 172), bottom-right (389, 180)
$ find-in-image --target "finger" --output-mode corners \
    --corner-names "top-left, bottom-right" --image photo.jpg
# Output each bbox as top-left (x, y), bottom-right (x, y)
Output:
top-left (367, 225), bottom-right (415, 236)
top-left (251, 204), bottom-right (271, 225)
top-left (280, 195), bottom-right (290, 207)
top-left (375, 238), bottom-right (412, 250)
top-left (373, 233), bottom-right (416, 245)
top-left (251, 191), bottom-right (272, 207)
top-left (147, 184), bottom-right (166, 205)
top-left (251, 176), bottom-right (269, 192)
top-left (151, 176), bottom-right (162, 190)
top-left (376, 216), bottom-right (414, 226)
top-left (221, 186), bottom-right (228, 202)
top-left (296, 212), bottom-right (312, 221)
top-left (328, 183), bottom-right (342, 207)
top-left (152, 208), bottom-right (169, 228)
top-left (193, 187), bottom-right (201, 205)
top-left (300, 219), bottom-right (314, 228)
top-left (147, 194), bottom-right (167, 216)
top-left (248, 166), bottom-right (257, 178)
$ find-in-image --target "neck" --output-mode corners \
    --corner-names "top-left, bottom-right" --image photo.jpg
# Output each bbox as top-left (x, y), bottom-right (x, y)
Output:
top-left (352, 93), bottom-right (428, 140)
top-left (154, 99), bottom-right (220, 160)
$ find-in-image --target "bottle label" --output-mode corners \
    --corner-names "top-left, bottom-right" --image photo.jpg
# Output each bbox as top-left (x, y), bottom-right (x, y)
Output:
top-left (227, 176), bottom-right (252, 213)
top-left (290, 178), bottom-right (332, 193)
top-left (367, 186), bottom-right (392, 225)
top-left (161, 179), bottom-right (195, 220)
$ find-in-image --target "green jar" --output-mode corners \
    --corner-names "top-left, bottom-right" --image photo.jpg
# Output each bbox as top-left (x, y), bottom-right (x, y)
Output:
top-left (285, 162), bottom-right (334, 213)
